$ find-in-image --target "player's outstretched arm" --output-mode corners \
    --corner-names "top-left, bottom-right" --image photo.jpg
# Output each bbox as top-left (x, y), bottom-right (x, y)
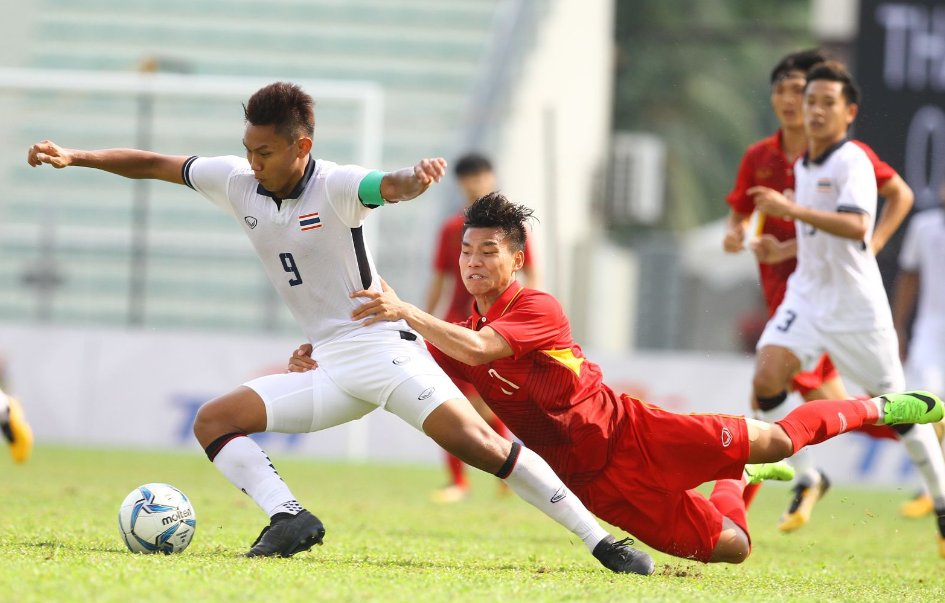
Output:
top-left (380, 158), bottom-right (447, 203)
top-left (27, 140), bottom-right (189, 185)
top-left (350, 279), bottom-right (512, 366)
top-left (872, 174), bottom-right (914, 255)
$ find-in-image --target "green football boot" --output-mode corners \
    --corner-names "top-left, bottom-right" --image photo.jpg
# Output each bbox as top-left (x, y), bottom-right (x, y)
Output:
top-left (744, 460), bottom-right (795, 485)
top-left (876, 391), bottom-right (944, 426)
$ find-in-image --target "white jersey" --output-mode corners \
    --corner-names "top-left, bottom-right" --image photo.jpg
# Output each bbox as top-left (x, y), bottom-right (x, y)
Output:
top-left (787, 139), bottom-right (893, 332)
top-left (183, 155), bottom-right (412, 348)
top-left (899, 206), bottom-right (945, 333)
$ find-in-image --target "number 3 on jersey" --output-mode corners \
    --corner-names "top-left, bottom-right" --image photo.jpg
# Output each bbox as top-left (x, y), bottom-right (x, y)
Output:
top-left (776, 309), bottom-right (797, 332)
top-left (279, 252), bottom-right (303, 286)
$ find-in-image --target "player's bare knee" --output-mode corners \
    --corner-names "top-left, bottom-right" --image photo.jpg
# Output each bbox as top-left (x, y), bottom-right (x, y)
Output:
top-left (456, 424), bottom-right (508, 473)
top-left (193, 388), bottom-right (265, 446)
top-left (711, 530), bottom-right (751, 564)
top-left (192, 400), bottom-right (222, 444)
top-left (726, 541), bottom-right (751, 564)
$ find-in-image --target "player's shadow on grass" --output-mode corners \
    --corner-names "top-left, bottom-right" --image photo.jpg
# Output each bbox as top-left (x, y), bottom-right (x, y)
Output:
top-left (23, 541), bottom-right (129, 555)
top-left (302, 554), bottom-right (580, 575)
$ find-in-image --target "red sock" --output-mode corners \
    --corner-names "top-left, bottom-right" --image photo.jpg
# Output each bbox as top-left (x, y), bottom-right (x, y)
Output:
top-left (776, 398), bottom-right (880, 453)
top-left (446, 453), bottom-right (468, 488)
top-left (742, 482), bottom-right (762, 509)
top-left (489, 416), bottom-right (509, 439)
top-left (710, 479), bottom-right (751, 548)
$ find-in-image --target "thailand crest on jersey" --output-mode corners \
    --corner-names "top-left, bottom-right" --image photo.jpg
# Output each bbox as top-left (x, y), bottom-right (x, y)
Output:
top-left (299, 212), bottom-right (322, 231)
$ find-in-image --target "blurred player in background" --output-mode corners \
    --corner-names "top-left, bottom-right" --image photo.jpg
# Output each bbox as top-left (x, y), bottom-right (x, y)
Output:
top-left (26, 83), bottom-right (655, 574)
top-left (893, 183), bottom-right (945, 518)
top-left (426, 153), bottom-right (537, 503)
top-left (0, 360), bottom-right (32, 464)
top-left (723, 49), bottom-right (917, 532)
top-left (748, 61), bottom-right (945, 556)
top-left (290, 192), bottom-right (944, 565)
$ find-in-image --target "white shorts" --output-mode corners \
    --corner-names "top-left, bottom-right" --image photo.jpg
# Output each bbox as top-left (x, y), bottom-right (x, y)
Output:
top-left (906, 324), bottom-right (945, 395)
top-left (757, 291), bottom-right (904, 395)
top-left (244, 331), bottom-right (466, 433)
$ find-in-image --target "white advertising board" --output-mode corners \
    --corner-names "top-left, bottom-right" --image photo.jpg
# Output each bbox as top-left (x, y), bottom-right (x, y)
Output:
top-left (0, 324), bottom-right (924, 487)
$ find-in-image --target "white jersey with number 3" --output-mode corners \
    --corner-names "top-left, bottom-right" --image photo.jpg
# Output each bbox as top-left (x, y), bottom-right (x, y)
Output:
top-left (788, 139), bottom-right (892, 332)
top-left (183, 155), bottom-right (411, 348)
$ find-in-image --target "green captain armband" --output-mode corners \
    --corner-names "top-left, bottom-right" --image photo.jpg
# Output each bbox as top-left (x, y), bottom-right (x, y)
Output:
top-left (358, 170), bottom-right (388, 208)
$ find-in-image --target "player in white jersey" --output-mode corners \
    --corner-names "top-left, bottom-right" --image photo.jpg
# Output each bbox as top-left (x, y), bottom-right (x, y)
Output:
top-left (893, 186), bottom-right (945, 518)
top-left (747, 62), bottom-right (945, 557)
top-left (26, 82), bottom-right (652, 573)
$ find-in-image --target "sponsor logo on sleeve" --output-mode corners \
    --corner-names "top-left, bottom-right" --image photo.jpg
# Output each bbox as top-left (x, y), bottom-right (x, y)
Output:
top-left (418, 387), bottom-right (436, 401)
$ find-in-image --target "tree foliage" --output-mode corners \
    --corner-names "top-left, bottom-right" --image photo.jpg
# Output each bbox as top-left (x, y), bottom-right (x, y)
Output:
top-left (613, 0), bottom-right (813, 231)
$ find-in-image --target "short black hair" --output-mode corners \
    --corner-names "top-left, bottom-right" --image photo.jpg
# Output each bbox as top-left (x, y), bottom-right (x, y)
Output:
top-left (463, 192), bottom-right (534, 253)
top-left (806, 60), bottom-right (860, 105)
top-left (243, 82), bottom-right (315, 142)
top-left (454, 152), bottom-right (493, 178)
top-left (770, 48), bottom-right (829, 84)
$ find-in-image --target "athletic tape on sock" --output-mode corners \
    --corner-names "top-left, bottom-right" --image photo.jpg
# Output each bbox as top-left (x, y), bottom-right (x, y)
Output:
top-left (495, 441), bottom-right (522, 479)
top-left (204, 432), bottom-right (246, 461)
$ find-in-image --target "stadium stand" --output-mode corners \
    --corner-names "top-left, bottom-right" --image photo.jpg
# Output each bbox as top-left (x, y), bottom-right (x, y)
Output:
top-left (0, 0), bottom-right (503, 333)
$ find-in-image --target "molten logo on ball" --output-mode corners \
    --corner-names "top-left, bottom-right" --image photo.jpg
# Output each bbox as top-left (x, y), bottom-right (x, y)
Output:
top-left (118, 483), bottom-right (197, 554)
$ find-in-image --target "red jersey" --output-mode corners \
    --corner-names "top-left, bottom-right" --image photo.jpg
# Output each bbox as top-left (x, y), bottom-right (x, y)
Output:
top-left (433, 212), bottom-right (534, 322)
top-left (427, 284), bottom-right (627, 490)
top-left (726, 129), bottom-right (896, 316)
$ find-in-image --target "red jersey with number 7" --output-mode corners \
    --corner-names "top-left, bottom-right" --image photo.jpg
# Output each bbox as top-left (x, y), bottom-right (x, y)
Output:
top-left (426, 283), bottom-right (628, 490)
top-left (726, 129), bottom-right (896, 316)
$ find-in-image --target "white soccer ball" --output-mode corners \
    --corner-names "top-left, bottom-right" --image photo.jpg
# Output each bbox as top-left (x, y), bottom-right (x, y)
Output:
top-left (118, 483), bottom-right (197, 554)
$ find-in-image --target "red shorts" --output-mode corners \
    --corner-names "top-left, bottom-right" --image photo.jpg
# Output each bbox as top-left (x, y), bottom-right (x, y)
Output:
top-left (791, 353), bottom-right (840, 396)
top-left (574, 396), bottom-right (750, 563)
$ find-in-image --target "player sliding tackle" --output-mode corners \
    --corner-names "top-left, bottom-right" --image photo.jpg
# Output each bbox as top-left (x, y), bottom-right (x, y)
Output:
top-left (290, 192), bottom-right (944, 564)
top-left (27, 82), bottom-right (653, 574)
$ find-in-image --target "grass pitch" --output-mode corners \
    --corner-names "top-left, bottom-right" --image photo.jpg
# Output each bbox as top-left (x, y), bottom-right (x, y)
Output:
top-left (1, 447), bottom-right (943, 603)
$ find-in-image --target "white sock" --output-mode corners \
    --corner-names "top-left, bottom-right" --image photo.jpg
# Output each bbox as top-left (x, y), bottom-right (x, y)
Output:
top-left (501, 445), bottom-right (610, 552)
top-left (899, 425), bottom-right (945, 507)
top-left (212, 435), bottom-right (301, 518)
top-left (0, 389), bottom-right (9, 419)
top-left (759, 395), bottom-right (820, 483)
top-left (786, 447), bottom-right (820, 484)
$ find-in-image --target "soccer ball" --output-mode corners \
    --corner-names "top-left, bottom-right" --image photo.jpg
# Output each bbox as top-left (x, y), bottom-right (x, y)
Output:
top-left (118, 483), bottom-right (197, 554)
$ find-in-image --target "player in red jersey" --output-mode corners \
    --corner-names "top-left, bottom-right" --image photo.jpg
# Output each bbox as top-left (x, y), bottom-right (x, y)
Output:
top-left (289, 192), bottom-right (944, 565)
top-left (723, 50), bottom-right (915, 531)
top-left (425, 154), bottom-right (536, 503)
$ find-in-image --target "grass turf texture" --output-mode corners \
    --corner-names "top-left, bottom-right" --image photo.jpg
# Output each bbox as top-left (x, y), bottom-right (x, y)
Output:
top-left (1, 447), bottom-right (943, 603)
